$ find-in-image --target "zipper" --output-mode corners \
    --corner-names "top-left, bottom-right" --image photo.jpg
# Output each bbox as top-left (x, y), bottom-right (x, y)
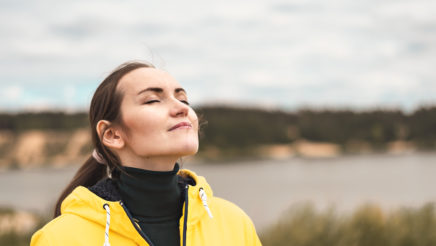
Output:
top-left (182, 184), bottom-right (189, 246)
top-left (120, 201), bottom-right (155, 246)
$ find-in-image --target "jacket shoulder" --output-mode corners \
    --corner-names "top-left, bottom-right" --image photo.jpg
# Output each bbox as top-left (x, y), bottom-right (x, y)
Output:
top-left (210, 197), bottom-right (262, 245)
top-left (30, 213), bottom-right (105, 245)
top-left (212, 197), bottom-right (250, 219)
top-left (211, 197), bottom-right (255, 229)
top-left (31, 227), bottom-right (51, 246)
top-left (30, 215), bottom-right (72, 246)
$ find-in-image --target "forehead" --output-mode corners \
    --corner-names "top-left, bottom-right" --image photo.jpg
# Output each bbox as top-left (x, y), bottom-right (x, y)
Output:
top-left (117, 67), bottom-right (181, 94)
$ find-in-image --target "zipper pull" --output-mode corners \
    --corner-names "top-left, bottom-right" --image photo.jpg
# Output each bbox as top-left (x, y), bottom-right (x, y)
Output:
top-left (199, 188), bottom-right (213, 218)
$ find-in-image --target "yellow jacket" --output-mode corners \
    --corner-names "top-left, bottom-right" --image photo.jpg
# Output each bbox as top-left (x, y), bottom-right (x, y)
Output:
top-left (31, 169), bottom-right (262, 246)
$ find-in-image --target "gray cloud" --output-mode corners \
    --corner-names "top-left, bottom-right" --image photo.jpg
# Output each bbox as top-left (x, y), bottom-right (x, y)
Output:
top-left (0, 0), bottom-right (435, 111)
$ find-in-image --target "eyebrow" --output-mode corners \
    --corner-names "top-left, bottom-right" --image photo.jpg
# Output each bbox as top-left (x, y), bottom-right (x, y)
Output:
top-left (175, 88), bottom-right (186, 94)
top-left (137, 87), bottom-right (186, 95)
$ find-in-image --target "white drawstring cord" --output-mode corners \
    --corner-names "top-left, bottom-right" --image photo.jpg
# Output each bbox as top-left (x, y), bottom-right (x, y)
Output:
top-left (199, 188), bottom-right (213, 218)
top-left (103, 204), bottom-right (111, 246)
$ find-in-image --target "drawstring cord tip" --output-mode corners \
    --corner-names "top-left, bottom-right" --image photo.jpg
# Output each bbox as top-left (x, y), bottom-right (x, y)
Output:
top-left (103, 204), bottom-right (111, 246)
top-left (199, 188), bottom-right (214, 219)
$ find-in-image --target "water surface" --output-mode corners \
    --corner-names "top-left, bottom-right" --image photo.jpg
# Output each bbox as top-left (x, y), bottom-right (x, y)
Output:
top-left (1, 152), bottom-right (436, 230)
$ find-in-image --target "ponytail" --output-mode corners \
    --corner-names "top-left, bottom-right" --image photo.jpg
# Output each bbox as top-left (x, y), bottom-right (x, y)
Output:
top-left (53, 157), bottom-right (106, 217)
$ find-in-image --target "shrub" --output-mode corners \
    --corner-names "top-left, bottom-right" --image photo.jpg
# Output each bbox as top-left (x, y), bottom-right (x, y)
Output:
top-left (260, 203), bottom-right (436, 246)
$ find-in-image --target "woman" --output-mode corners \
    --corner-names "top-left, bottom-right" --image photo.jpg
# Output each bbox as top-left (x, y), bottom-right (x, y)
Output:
top-left (31, 62), bottom-right (262, 246)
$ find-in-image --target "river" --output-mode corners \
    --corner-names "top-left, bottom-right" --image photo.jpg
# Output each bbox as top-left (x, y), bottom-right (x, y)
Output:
top-left (1, 152), bottom-right (436, 231)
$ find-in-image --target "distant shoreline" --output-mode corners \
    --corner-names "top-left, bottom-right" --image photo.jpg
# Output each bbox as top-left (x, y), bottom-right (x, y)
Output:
top-left (1, 106), bottom-right (435, 169)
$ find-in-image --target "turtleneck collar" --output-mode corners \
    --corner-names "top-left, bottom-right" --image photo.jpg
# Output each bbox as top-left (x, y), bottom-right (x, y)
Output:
top-left (116, 163), bottom-right (183, 222)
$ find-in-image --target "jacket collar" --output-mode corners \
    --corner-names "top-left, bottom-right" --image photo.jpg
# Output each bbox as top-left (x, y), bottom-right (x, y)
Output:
top-left (60, 168), bottom-right (214, 244)
top-left (61, 185), bottom-right (146, 244)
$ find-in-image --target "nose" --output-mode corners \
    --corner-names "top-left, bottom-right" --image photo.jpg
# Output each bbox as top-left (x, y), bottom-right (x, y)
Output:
top-left (170, 98), bottom-right (189, 117)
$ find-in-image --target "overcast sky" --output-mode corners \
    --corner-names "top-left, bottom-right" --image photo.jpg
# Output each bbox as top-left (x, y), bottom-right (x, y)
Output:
top-left (1, 0), bottom-right (435, 112)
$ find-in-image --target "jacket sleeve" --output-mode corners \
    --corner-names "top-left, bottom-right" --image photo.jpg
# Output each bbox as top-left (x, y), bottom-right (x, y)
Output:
top-left (30, 230), bottom-right (51, 246)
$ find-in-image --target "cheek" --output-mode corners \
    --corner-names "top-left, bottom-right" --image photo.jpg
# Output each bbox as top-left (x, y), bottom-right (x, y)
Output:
top-left (190, 111), bottom-right (199, 132)
top-left (122, 109), bottom-right (161, 140)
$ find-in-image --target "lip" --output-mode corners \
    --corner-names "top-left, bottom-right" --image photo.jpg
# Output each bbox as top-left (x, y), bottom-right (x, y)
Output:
top-left (168, 121), bottom-right (192, 131)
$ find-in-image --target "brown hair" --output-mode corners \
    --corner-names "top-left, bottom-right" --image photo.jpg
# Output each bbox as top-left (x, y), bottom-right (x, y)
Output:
top-left (53, 61), bottom-right (154, 217)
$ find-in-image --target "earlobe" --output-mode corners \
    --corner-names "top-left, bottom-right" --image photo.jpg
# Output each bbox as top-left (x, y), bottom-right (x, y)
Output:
top-left (96, 120), bottom-right (125, 150)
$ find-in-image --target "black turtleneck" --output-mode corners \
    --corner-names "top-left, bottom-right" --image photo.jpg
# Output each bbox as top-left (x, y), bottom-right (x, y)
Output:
top-left (116, 163), bottom-right (184, 246)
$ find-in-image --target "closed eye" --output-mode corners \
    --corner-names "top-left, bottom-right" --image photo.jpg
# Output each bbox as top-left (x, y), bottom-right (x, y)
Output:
top-left (144, 100), bottom-right (160, 104)
top-left (180, 100), bottom-right (190, 105)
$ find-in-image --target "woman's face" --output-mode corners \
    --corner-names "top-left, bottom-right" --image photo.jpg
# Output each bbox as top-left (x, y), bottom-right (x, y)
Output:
top-left (116, 67), bottom-right (199, 161)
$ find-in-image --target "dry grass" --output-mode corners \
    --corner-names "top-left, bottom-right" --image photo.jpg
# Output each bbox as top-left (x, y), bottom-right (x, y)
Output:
top-left (260, 203), bottom-right (436, 246)
top-left (0, 207), bottom-right (48, 246)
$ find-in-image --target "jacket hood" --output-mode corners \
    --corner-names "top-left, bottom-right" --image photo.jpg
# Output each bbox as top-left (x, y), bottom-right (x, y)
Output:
top-left (60, 168), bottom-right (214, 245)
top-left (178, 169), bottom-right (214, 226)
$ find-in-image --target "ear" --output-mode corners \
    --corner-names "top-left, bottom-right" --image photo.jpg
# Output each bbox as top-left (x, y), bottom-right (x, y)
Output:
top-left (96, 120), bottom-right (125, 150)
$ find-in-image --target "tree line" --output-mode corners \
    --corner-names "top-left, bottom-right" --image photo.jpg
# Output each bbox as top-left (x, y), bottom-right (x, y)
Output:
top-left (195, 106), bottom-right (436, 152)
top-left (1, 106), bottom-right (435, 151)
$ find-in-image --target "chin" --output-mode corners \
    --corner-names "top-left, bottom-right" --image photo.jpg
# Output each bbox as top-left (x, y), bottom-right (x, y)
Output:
top-left (177, 141), bottom-right (199, 156)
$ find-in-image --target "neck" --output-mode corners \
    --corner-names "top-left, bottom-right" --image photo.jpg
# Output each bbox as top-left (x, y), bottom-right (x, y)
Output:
top-left (118, 150), bottom-right (179, 171)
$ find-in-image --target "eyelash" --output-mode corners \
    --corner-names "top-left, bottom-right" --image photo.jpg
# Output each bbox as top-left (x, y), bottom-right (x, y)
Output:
top-left (144, 100), bottom-right (190, 105)
top-left (144, 100), bottom-right (160, 104)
